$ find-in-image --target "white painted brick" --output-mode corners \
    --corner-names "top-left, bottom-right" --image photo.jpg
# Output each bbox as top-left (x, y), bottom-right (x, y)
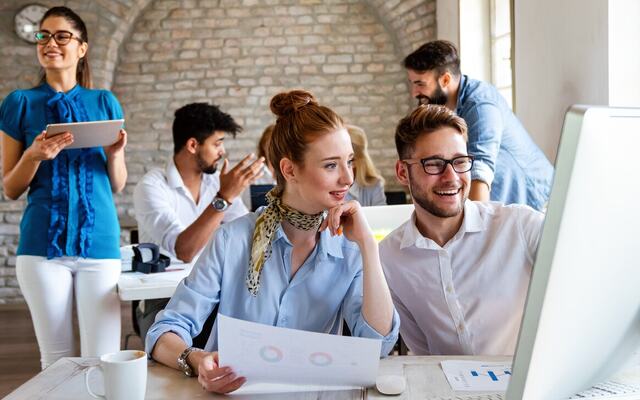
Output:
top-left (0, 0), bottom-right (437, 301)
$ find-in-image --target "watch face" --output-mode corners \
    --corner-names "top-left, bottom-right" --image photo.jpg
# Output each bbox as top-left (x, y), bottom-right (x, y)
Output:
top-left (213, 198), bottom-right (228, 211)
top-left (15, 4), bottom-right (48, 44)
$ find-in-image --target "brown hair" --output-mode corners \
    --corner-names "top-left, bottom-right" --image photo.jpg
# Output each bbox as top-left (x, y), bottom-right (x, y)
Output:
top-left (268, 90), bottom-right (344, 189)
top-left (346, 125), bottom-right (384, 187)
top-left (395, 105), bottom-right (468, 159)
top-left (39, 6), bottom-right (92, 88)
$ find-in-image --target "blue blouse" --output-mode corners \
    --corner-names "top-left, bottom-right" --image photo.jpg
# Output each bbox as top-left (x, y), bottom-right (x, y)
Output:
top-left (0, 83), bottom-right (122, 259)
top-left (146, 212), bottom-right (400, 357)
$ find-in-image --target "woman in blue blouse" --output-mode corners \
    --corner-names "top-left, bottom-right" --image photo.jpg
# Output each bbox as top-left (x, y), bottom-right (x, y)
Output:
top-left (0, 7), bottom-right (127, 369)
top-left (147, 90), bottom-right (399, 393)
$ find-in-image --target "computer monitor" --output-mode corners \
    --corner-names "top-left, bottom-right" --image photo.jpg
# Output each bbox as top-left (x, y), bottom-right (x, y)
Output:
top-left (249, 184), bottom-right (275, 211)
top-left (360, 204), bottom-right (414, 242)
top-left (507, 106), bottom-right (640, 399)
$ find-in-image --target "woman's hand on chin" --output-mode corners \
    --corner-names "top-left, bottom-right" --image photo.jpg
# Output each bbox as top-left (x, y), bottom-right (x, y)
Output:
top-left (320, 200), bottom-right (373, 246)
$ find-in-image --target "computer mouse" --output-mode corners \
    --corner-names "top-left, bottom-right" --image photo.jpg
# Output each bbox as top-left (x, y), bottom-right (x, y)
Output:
top-left (375, 374), bottom-right (406, 395)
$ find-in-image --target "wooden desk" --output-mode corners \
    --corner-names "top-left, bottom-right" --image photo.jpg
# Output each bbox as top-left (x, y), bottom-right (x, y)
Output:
top-left (5, 355), bottom-right (510, 399)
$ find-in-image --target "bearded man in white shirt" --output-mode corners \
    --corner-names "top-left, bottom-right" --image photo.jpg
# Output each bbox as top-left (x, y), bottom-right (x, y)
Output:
top-left (133, 102), bottom-right (264, 341)
top-left (380, 104), bottom-right (545, 356)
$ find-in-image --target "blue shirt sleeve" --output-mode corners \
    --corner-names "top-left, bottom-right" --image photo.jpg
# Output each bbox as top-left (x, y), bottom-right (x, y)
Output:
top-left (0, 91), bottom-right (27, 143)
top-left (464, 101), bottom-right (504, 187)
top-left (341, 264), bottom-right (400, 357)
top-left (145, 228), bottom-right (225, 356)
top-left (99, 90), bottom-right (124, 122)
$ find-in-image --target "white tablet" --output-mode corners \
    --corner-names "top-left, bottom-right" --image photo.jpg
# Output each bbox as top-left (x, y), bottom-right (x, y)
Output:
top-left (45, 119), bottom-right (124, 149)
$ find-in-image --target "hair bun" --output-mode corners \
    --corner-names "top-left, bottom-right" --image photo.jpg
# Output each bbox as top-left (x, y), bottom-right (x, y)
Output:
top-left (270, 90), bottom-right (318, 117)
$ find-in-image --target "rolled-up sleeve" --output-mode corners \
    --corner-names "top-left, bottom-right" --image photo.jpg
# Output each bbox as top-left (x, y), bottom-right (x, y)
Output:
top-left (464, 101), bottom-right (504, 188)
top-left (341, 268), bottom-right (400, 357)
top-left (145, 228), bottom-right (227, 356)
top-left (133, 177), bottom-right (184, 259)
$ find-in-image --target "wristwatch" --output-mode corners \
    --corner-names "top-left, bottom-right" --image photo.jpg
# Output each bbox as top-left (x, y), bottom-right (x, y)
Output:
top-left (211, 192), bottom-right (230, 212)
top-left (177, 346), bottom-right (203, 377)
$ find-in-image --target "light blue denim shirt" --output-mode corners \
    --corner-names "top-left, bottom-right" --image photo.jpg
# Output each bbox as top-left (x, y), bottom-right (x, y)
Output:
top-left (146, 212), bottom-right (400, 357)
top-left (457, 75), bottom-right (554, 211)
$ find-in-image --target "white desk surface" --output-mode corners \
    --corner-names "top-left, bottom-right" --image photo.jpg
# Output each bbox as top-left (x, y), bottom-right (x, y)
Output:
top-left (5, 355), bottom-right (511, 400)
top-left (117, 264), bottom-right (192, 301)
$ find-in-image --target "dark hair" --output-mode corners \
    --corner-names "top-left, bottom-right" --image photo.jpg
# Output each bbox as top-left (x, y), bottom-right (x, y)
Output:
top-left (172, 103), bottom-right (242, 154)
top-left (395, 105), bottom-right (468, 159)
top-left (269, 90), bottom-right (344, 188)
top-left (403, 40), bottom-right (461, 77)
top-left (39, 7), bottom-right (91, 88)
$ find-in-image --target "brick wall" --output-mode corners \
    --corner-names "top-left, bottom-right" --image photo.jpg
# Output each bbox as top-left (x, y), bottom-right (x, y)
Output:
top-left (0, 0), bottom-right (436, 303)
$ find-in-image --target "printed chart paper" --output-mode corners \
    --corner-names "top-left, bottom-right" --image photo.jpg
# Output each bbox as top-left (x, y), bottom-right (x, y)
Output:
top-left (218, 314), bottom-right (381, 391)
top-left (441, 360), bottom-right (512, 391)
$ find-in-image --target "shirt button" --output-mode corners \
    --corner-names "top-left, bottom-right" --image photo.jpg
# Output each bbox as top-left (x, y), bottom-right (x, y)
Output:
top-left (458, 323), bottom-right (465, 332)
top-left (280, 317), bottom-right (288, 324)
top-left (446, 285), bottom-right (453, 293)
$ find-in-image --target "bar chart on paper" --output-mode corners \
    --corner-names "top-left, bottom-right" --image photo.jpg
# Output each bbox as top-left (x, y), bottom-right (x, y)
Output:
top-left (441, 360), bottom-right (512, 391)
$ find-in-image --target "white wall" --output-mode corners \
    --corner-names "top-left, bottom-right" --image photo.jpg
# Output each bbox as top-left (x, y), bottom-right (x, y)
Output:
top-left (459, 0), bottom-right (492, 82)
top-left (436, 0), bottom-right (460, 46)
top-left (608, 0), bottom-right (640, 107)
top-left (514, 0), bottom-right (609, 162)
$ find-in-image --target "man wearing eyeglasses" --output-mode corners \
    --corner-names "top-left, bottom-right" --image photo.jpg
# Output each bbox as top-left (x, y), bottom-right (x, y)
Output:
top-left (403, 40), bottom-right (553, 211)
top-left (379, 105), bottom-right (544, 356)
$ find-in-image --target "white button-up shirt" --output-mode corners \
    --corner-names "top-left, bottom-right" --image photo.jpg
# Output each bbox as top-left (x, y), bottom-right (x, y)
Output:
top-left (380, 201), bottom-right (544, 356)
top-left (133, 158), bottom-right (248, 260)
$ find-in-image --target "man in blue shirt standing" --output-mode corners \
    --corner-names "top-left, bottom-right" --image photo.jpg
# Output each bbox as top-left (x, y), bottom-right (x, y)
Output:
top-left (403, 40), bottom-right (553, 211)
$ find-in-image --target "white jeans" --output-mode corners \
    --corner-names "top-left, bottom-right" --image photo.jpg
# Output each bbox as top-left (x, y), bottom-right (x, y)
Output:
top-left (16, 255), bottom-right (121, 369)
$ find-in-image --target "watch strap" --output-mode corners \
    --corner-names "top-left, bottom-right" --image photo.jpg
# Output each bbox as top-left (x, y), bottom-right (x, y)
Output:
top-left (216, 191), bottom-right (232, 204)
top-left (177, 346), bottom-right (202, 377)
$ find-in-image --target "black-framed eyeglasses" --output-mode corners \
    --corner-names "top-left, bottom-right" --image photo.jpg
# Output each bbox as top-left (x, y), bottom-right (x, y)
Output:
top-left (34, 30), bottom-right (83, 46)
top-left (403, 155), bottom-right (474, 175)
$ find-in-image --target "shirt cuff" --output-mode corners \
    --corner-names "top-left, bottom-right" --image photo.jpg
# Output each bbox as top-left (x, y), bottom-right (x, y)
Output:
top-left (471, 161), bottom-right (495, 187)
top-left (145, 321), bottom-right (193, 358)
top-left (355, 309), bottom-right (401, 357)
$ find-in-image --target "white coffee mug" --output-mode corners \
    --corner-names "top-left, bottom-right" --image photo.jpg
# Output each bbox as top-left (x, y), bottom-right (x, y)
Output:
top-left (85, 350), bottom-right (147, 400)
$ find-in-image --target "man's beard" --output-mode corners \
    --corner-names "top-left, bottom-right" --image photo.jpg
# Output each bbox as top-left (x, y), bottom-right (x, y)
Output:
top-left (408, 170), bottom-right (466, 218)
top-left (196, 153), bottom-right (218, 175)
top-left (417, 84), bottom-right (448, 107)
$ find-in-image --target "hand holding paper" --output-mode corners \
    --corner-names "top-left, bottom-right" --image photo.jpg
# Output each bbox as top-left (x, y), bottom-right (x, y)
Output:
top-left (217, 314), bottom-right (382, 394)
top-left (197, 352), bottom-right (246, 394)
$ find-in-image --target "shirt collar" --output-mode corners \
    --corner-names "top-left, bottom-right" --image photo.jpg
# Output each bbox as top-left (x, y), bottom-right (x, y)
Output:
top-left (399, 201), bottom-right (485, 249)
top-left (272, 222), bottom-right (344, 260)
top-left (41, 82), bottom-right (82, 97)
top-left (460, 201), bottom-right (485, 233)
top-left (165, 158), bottom-right (185, 189)
top-left (455, 74), bottom-right (469, 114)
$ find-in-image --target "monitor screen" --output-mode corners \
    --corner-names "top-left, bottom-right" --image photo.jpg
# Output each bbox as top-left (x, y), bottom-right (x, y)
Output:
top-left (250, 184), bottom-right (275, 211)
top-left (507, 106), bottom-right (640, 399)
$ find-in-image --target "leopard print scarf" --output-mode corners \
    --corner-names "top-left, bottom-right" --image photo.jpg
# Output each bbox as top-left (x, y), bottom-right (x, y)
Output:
top-left (247, 188), bottom-right (325, 296)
